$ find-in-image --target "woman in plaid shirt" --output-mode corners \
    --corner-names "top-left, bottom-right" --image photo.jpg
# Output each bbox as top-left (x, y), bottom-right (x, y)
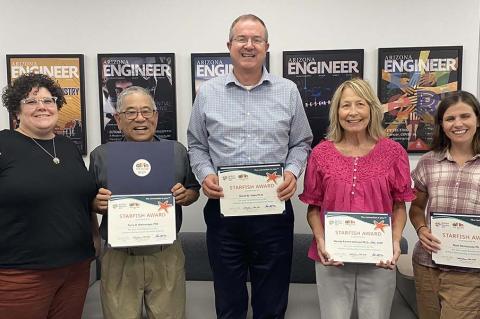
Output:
top-left (410, 90), bottom-right (480, 319)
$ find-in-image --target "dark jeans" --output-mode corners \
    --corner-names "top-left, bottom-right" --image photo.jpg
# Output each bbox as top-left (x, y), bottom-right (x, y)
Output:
top-left (204, 199), bottom-right (294, 319)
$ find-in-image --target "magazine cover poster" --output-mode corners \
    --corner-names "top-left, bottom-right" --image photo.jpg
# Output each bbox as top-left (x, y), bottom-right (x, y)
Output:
top-left (6, 54), bottom-right (87, 154)
top-left (283, 50), bottom-right (364, 147)
top-left (191, 52), bottom-right (270, 102)
top-left (98, 53), bottom-right (177, 143)
top-left (378, 46), bottom-right (462, 152)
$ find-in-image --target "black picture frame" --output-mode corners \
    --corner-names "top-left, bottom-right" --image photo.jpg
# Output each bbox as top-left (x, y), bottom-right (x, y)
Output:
top-left (190, 52), bottom-right (270, 102)
top-left (283, 49), bottom-right (364, 147)
top-left (97, 53), bottom-right (177, 143)
top-left (378, 46), bottom-right (463, 153)
top-left (6, 54), bottom-right (88, 154)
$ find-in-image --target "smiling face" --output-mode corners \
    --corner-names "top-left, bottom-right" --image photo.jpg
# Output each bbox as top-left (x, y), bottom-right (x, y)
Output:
top-left (17, 87), bottom-right (58, 139)
top-left (227, 19), bottom-right (269, 77)
top-left (114, 92), bottom-right (158, 142)
top-left (441, 101), bottom-right (479, 148)
top-left (338, 87), bottom-right (371, 136)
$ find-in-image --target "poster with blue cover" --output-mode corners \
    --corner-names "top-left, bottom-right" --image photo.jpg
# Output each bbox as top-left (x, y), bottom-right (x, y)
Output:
top-left (283, 49), bottom-right (364, 147)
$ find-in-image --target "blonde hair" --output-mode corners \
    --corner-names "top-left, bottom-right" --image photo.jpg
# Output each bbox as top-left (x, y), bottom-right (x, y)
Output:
top-left (326, 78), bottom-right (385, 142)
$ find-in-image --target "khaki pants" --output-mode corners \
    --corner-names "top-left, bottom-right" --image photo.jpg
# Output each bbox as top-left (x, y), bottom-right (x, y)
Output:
top-left (413, 262), bottom-right (480, 319)
top-left (100, 240), bottom-right (186, 319)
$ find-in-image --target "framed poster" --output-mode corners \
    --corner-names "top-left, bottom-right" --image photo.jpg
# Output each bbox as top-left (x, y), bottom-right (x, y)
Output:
top-left (378, 46), bottom-right (462, 152)
top-left (191, 52), bottom-right (270, 102)
top-left (283, 49), bottom-right (364, 147)
top-left (97, 53), bottom-right (177, 143)
top-left (6, 54), bottom-right (87, 154)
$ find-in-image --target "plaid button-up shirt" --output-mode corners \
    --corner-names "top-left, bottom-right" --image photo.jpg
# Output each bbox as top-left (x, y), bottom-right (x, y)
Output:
top-left (411, 149), bottom-right (480, 272)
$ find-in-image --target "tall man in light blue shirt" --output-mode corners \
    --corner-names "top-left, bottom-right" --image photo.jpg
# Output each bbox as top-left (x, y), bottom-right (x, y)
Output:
top-left (188, 14), bottom-right (312, 319)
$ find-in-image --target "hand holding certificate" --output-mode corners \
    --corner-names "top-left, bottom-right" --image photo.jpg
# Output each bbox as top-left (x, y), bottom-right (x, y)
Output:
top-left (106, 141), bottom-right (177, 247)
top-left (431, 212), bottom-right (480, 269)
top-left (218, 164), bottom-right (285, 217)
top-left (108, 194), bottom-right (176, 247)
top-left (324, 212), bottom-right (393, 264)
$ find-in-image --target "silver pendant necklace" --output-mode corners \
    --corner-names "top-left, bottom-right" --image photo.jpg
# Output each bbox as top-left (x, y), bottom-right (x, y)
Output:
top-left (30, 136), bottom-right (60, 165)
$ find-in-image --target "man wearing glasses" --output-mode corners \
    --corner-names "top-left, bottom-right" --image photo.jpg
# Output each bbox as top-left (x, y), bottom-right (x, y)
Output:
top-left (188, 14), bottom-right (312, 319)
top-left (90, 86), bottom-right (199, 319)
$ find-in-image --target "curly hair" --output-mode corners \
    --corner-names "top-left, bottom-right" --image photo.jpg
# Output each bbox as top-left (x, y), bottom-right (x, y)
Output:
top-left (2, 73), bottom-right (66, 115)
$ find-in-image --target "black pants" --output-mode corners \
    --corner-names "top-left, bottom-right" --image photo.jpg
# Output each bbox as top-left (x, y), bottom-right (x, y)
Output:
top-left (204, 199), bottom-right (294, 319)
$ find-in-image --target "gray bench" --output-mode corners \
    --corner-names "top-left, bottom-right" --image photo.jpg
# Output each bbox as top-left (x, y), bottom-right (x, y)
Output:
top-left (82, 232), bottom-right (418, 318)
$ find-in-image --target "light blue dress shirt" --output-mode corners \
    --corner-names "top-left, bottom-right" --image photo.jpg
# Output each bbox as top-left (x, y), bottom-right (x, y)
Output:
top-left (187, 68), bottom-right (313, 183)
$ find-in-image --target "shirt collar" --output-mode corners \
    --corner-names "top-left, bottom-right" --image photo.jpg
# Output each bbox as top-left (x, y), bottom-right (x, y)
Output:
top-left (225, 66), bottom-right (271, 89)
top-left (121, 135), bottom-right (161, 142)
top-left (435, 148), bottom-right (480, 162)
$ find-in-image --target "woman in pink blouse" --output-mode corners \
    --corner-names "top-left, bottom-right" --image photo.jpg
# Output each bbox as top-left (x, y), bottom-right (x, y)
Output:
top-left (300, 78), bottom-right (414, 319)
top-left (410, 91), bottom-right (480, 319)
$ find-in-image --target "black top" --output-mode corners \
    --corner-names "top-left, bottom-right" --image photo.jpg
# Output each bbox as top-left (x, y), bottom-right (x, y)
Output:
top-left (0, 130), bottom-right (96, 269)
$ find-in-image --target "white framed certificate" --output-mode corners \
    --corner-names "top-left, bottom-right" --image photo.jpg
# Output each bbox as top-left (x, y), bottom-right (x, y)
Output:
top-left (107, 194), bottom-right (176, 247)
top-left (218, 163), bottom-right (285, 217)
top-left (324, 211), bottom-right (393, 263)
top-left (431, 212), bottom-right (480, 269)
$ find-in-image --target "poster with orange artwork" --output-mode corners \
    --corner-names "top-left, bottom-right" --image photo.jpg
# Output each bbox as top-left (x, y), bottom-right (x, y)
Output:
top-left (6, 54), bottom-right (87, 154)
top-left (378, 46), bottom-right (462, 153)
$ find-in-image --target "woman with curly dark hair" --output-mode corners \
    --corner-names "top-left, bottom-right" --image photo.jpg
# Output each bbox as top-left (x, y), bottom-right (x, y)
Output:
top-left (0, 73), bottom-right (98, 319)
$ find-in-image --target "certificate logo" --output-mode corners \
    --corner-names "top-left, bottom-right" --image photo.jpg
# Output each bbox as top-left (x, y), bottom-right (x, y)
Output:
top-left (158, 200), bottom-right (172, 213)
top-left (373, 220), bottom-right (388, 233)
top-left (132, 159), bottom-right (151, 177)
top-left (129, 202), bottom-right (140, 209)
top-left (266, 172), bottom-right (279, 184)
top-left (222, 174), bottom-right (236, 181)
top-left (328, 219), bottom-right (343, 226)
top-left (452, 222), bottom-right (464, 229)
top-left (434, 221), bottom-right (449, 228)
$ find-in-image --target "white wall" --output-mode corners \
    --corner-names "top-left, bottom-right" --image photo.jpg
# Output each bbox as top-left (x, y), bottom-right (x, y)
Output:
top-left (1, 0), bottom-right (479, 251)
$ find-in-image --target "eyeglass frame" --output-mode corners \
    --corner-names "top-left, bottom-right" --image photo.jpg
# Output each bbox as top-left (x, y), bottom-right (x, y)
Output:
top-left (231, 36), bottom-right (267, 46)
top-left (117, 108), bottom-right (158, 120)
top-left (20, 96), bottom-right (58, 107)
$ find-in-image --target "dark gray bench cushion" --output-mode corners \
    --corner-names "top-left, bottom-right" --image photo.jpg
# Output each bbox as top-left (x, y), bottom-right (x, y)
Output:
top-left (179, 232), bottom-right (315, 283)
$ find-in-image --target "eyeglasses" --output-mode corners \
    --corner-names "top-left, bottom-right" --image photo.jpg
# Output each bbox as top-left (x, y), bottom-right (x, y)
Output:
top-left (21, 97), bottom-right (58, 107)
top-left (118, 109), bottom-right (157, 120)
top-left (231, 36), bottom-right (266, 45)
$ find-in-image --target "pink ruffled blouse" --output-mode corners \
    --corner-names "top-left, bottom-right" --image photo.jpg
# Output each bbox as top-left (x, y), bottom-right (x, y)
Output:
top-left (299, 138), bottom-right (415, 261)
